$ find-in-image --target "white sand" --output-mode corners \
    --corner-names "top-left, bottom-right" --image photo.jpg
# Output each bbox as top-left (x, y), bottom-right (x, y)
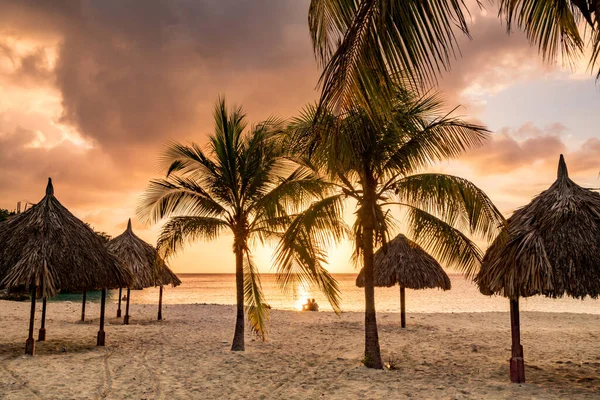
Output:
top-left (0, 300), bottom-right (599, 399)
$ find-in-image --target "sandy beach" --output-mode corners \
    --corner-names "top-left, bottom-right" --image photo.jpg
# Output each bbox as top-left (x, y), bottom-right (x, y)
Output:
top-left (0, 300), bottom-right (599, 399)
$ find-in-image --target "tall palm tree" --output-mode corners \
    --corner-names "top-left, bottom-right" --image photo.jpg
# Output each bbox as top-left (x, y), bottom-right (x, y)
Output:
top-left (277, 85), bottom-right (505, 368)
top-left (138, 97), bottom-right (341, 351)
top-left (308, 0), bottom-right (600, 118)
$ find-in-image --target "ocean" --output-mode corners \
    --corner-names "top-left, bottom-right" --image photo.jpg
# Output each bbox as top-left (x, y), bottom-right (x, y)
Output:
top-left (53, 273), bottom-right (600, 314)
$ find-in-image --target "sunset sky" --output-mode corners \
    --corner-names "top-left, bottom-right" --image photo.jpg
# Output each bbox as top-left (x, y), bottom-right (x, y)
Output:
top-left (1, 1), bottom-right (599, 274)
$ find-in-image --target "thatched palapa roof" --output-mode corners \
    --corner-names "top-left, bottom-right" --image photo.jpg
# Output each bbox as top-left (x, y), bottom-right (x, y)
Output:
top-left (106, 219), bottom-right (181, 290)
top-left (356, 234), bottom-right (451, 290)
top-left (476, 155), bottom-right (600, 299)
top-left (0, 178), bottom-right (133, 297)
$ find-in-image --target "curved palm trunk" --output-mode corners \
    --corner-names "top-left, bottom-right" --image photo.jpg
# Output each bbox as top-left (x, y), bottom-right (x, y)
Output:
top-left (362, 222), bottom-right (383, 369)
top-left (231, 244), bottom-right (245, 351)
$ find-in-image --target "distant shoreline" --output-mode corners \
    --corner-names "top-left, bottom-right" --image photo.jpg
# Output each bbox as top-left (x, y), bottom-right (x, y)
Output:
top-left (171, 272), bottom-right (469, 277)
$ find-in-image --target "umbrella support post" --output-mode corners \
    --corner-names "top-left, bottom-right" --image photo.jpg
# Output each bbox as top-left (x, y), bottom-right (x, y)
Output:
top-left (25, 284), bottom-right (37, 355)
top-left (81, 290), bottom-right (87, 322)
top-left (124, 288), bottom-right (131, 325)
top-left (158, 285), bottom-right (163, 321)
top-left (117, 287), bottom-right (122, 318)
top-left (97, 289), bottom-right (106, 346)
top-left (38, 297), bottom-right (47, 341)
top-left (400, 286), bottom-right (406, 328)
top-left (509, 298), bottom-right (525, 383)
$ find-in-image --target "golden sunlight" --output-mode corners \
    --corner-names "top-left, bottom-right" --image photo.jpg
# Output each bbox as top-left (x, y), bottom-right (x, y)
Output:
top-left (293, 283), bottom-right (310, 311)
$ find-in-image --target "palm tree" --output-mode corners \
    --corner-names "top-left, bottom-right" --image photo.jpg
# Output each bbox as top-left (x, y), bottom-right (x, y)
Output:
top-left (277, 85), bottom-right (505, 368)
top-left (0, 209), bottom-right (16, 223)
top-left (308, 0), bottom-right (600, 118)
top-left (138, 97), bottom-right (341, 351)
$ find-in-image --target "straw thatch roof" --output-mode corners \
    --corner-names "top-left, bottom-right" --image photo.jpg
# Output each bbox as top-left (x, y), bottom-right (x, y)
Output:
top-left (156, 263), bottom-right (181, 288)
top-left (356, 234), bottom-right (451, 290)
top-left (0, 178), bottom-right (133, 297)
top-left (106, 219), bottom-right (181, 290)
top-left (476, 155), bottom-right (600, 299)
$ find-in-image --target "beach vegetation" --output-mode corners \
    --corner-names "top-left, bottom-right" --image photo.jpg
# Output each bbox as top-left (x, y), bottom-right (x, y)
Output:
top-left (308, 0), bottom-right (600, 122)
top-left (278, 82), bottom-right (504, 368)
top-left (0, 208), bottom-right (16, 223)
top-left (138, 97), bottom-right (341, 351)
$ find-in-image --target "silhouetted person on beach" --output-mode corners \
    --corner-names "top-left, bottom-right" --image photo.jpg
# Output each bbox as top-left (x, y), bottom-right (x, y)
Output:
top-left (302, 298), bottom-right (319, 311)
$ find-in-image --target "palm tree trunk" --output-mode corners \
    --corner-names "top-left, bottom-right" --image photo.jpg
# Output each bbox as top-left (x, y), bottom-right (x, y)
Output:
top-left (231, 244), bottom-right (245, 351)
top-left (362, 218), bottom-right (383, 369)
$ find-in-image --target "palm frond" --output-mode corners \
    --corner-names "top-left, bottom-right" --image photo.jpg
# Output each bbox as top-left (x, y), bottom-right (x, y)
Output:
top-left (274, 195), bottom-right (347, 313)
top-left (405, 206), bottom-right (483, 278)
top-left (137, 178), bottom-right (227, 224)
top-left (244, 251), bottom-right (269, 340)
top-left (383, 92), bottom-right (489, 176)
top-left (499, 0), bottom-right (585, 68)
top-left (156, 216), bottom-right (230, 260)
top-left (250, 166), bottom-right (333, 222)
top-left (275, 229), bottom-right (342, 314)
top-left (309, 0), bottom-right (472, 117)
top-left (160, 141), bottom-right (219, 180)
top-left (393, 173), bottom-right (505, 241)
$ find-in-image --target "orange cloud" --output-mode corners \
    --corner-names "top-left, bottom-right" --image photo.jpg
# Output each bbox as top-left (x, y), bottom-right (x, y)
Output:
top-left (462, 122), bottom-right (568, 173)
top-left (0, 1), bottom-right (597, 273)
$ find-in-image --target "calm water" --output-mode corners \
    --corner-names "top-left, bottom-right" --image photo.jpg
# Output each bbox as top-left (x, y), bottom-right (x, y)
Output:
top-left (53, 273), bottom-right (600, 314)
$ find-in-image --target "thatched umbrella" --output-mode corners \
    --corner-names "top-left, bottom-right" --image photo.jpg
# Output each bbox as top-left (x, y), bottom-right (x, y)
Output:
top-left (106, 219), bottom-right (181, 324)
top-left (476, 155), bottom-right (600, 383)
top-left (356, 234), bottom-right (451, 327)
top-left (0, 178), bottom-right (132, 355)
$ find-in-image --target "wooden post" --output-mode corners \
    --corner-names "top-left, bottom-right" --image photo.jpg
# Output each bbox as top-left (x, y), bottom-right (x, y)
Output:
top-left (400, 285), bottom-right (406, 328)
top-left (117, 287), bottom-right (122, 318)
top-left (97, 288), bottom-right (106, 346)
top-left (123, 287), bottom-right (131, 325)
top-left (38, 296), bottom-right (47, 341)
top-left (158, 285), bottom-right (163, 321)
top-left (81, 290), bottom-right (87, 322)
top-left (509, 298), bottom-right (525, 383)
top-left (25, 284), bottom-right (37, 355)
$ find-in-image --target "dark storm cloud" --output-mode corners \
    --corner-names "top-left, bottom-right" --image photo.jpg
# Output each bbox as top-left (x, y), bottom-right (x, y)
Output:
top-left (0, 0), bottom-right (320, 232)
top-left (1, 0), bottom-right (316, 153)
top-left (54, 0), bottom-right (315, 151)
top-left (0, 126), bottom-right (136, 208)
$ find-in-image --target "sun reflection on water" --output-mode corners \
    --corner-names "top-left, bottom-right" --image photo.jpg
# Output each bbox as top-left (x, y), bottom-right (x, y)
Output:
top-left (293, 283), bottom-right (310, 311)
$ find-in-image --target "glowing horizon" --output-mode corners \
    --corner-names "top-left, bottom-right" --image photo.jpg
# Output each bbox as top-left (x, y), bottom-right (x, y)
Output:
top-left (1, 1), bottom-right (599, 274)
